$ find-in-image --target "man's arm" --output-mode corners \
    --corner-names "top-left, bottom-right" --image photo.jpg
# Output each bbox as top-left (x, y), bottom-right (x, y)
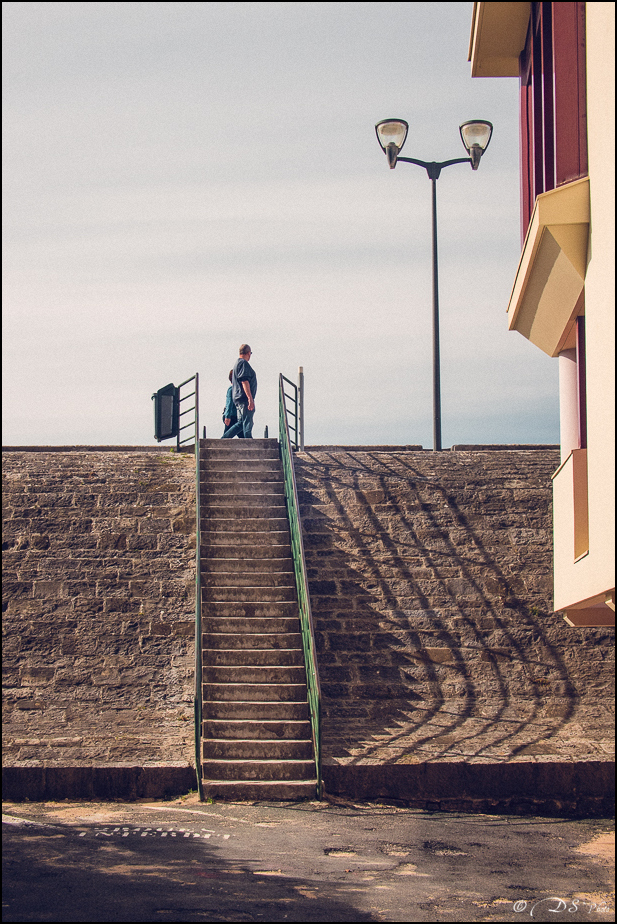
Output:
top-left (242, 380), bottom-right (255, 411)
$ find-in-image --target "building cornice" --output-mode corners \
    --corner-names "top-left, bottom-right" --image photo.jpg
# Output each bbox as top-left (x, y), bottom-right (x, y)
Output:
top-left (507, 177), bottom-right (591, 357)
top-left (468, 1), bottom-right (531, 77)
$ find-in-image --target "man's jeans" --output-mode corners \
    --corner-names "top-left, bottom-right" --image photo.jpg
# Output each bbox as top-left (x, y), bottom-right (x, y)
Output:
top-left (221, 402), bottom-right (254, 439)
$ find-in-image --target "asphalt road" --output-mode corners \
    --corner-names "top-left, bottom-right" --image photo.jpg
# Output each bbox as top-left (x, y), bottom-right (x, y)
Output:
top-left (2, 796), bottom-right (614, 922)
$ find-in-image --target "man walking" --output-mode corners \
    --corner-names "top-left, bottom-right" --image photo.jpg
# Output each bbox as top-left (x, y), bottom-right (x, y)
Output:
top-left (221, 344), bottom-right (257, 439)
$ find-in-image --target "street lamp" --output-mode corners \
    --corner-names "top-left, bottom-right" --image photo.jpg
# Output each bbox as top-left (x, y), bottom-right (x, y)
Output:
top-left (375, 118), bottom-right (493, 450)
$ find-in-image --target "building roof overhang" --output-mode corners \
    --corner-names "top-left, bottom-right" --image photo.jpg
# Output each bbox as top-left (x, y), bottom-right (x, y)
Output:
top-left (468, 2), bottom-right (531, 77)
top-left (507, 178), bottom-right (591, 357)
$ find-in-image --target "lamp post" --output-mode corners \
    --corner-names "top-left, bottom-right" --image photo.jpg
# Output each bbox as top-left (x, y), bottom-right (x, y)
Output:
top-left (375, 119), bottom-right (493, 450)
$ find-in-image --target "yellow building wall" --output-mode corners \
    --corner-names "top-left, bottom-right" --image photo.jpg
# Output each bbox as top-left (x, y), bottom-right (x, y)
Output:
top-left (552, 2), bottom-right (615, 613)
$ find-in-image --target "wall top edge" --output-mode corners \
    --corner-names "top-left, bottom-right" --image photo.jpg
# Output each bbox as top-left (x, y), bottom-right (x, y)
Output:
top-left (1, 445), bottom-right (187, 453)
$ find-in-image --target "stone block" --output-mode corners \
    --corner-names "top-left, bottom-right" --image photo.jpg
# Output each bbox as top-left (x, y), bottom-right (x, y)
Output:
top-left (479, 648), bottom-right (512, 662)
top-left (172, 621), bottom-right (195, 637)
top-left (410, 648), bottom-right (455, 663)
top-left (3, 581), bottom-right (33, 598)
top-left (97, 533), bottom-right (128, 550)
top-left (20, 666), bottom-right (56, 683)
top-left (308, 580), bottom-right (337, 595)
top-left (329, 634), bottom-right (371, 651)
top-left (149, 622), bottom-right (172, 636)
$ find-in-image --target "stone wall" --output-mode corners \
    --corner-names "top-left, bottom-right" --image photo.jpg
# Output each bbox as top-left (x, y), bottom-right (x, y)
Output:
top-left (3, 445), bottom-right (614, 810)
top-left (2, 448), bottom-right (197, 797)
top-left (296, 449), bottom-right (614, 812)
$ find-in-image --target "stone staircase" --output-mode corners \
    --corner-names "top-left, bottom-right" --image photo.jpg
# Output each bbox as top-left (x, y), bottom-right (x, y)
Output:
top-left (199, 438), bottom-right (317, 800)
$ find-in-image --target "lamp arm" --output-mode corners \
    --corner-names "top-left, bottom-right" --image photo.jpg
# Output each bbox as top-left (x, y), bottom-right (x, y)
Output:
top-left (396, 155), bottom-right (472, 180)
top-left (438, 157), bottom-right (473, 169)
top-left (396, 156), bottom-right (434, 169)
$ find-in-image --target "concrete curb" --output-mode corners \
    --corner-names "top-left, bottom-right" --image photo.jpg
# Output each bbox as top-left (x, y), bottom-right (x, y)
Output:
top-left (2, 764), bottom-right (197, 802)
top-left (322, 760), bottom-right (615, 817)
top-left (3, 761), bottom-right (614, 816)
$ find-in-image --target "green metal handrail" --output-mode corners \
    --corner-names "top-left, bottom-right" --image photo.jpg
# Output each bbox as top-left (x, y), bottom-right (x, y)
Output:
top-left (279, 374), bottom-right (321, 797)
top-left (189, 373), bottom-right (204, 802)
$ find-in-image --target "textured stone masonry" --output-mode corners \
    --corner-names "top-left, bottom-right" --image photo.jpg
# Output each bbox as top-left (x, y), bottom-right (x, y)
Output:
top-left (2, 445), bottom-right (614, 811)
top-left (294, 449), bottom-right (614, 804)
top-left (2, 449), bottom-right (196, 778)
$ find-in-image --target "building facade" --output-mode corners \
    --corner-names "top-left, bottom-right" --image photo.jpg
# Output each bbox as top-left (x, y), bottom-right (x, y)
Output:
top-left (469, 2), bottom-right (614, 627)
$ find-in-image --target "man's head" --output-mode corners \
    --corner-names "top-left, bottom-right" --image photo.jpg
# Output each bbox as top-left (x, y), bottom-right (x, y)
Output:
top-left (239, 344), bottom-right (252, 358)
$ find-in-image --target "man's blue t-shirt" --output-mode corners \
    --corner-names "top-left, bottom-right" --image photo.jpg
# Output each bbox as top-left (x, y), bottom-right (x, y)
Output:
top-left (232, 357), bottom-right (257, 405)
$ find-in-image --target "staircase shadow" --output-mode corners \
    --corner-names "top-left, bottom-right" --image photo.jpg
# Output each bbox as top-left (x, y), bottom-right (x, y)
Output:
top-left (295, 450), bottom-right (614, 768)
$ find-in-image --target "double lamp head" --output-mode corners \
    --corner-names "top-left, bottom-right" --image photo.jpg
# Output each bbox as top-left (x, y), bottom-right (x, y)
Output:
top-left (375, 118), bottom-right (493, 170)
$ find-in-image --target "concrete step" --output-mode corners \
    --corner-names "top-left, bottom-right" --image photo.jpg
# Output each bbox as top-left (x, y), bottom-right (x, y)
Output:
top-left (201, 504), bottom-right (288, 518)
top-left (201, 448), bottom-right (280, 459)
top-left (200, 517), bottom-right (289, 533)
top-left (203, 597), bottom-right (298, 613)
top-left (203, 632), bottom-right (302, 650)
top-left (199, 484), bottom-right (285, 505)
top-left (204, 665), bottom-right (306, 685)
top-left (201, 487), bottom-right (285, 501)
top-left (202, 558), bottom-right (294, 574)
top-left (201, 442), bottom-right (279, 457)
top-left (201, 484), bottom-right (285, 498)
top-left (202, 601), bottom-right (299, 618)
top-left (202, 544), bottom-right (292, 559)
top-left (202, 701), bottom-right (309, 721)
top-left (201, 779), bottom-right (317, 801)
top-left (201, 461), bottom-right (282, 475)
top-left (203, 739), bottom-right (313, 760)
top-left (201, 496), bottom-right (286, 510)
top-left (201, 451), bottom-right (280, 462)
top-left (202, 470), bottom-right (285, 484)
top-left (204, 647), bottom-right (304, 666)
top-left (203, 682), bottom-right (307, 702)
top-left (202, 758), bottom-right (315, 781)
top-left (203, 619), bottom-right (301, 637)
top-left (203, 719), bottom-right (312, 740)
top-left (203, 572), bottom-right (295, 588)
top-left (202, 586), bottom-right (297, 603)
top-left (201, 536), bottom-right (291, 558)
top-left (201, 438), bottom-right (278, 448)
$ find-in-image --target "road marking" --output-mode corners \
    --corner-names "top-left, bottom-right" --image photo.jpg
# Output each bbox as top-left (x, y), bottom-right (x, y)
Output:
top-left (75, 826), bottom-right (232, 839)
top-left (2, 814), bottom-right (48, 828)
top-left (143, 805), bottom-right (226, 819)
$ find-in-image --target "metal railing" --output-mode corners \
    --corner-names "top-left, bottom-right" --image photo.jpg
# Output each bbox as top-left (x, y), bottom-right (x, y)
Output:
top-left (177, 373), bottom-right (204, 801)
top-left (280, 374), bottom-right (300, 451)
top-left (279, 374), bottom-right (321, 797)
top-left (177, 375), bottom-right (198, 451)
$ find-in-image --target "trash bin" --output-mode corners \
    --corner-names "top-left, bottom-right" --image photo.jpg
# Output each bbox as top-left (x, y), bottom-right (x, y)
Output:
top-left (152, 383), bottom-right (179, 442)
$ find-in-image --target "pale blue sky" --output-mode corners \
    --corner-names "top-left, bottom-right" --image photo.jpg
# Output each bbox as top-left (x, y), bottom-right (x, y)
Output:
top-left (3, 1), bottom-right (558, 447)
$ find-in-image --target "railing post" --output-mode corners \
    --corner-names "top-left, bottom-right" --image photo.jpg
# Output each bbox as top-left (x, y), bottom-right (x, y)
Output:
top-left (298, 366), bottom-right (305, 451)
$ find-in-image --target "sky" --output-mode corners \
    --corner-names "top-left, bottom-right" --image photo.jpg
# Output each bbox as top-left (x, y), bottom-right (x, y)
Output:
top-left (2, 1), bottom-right (559, 448)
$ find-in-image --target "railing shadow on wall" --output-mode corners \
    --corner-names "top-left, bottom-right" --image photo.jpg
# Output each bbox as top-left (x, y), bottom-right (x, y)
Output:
top-left (279, 375), bottom-right (322, 797)
top-left (294, 449), bottom-right (613, 767)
